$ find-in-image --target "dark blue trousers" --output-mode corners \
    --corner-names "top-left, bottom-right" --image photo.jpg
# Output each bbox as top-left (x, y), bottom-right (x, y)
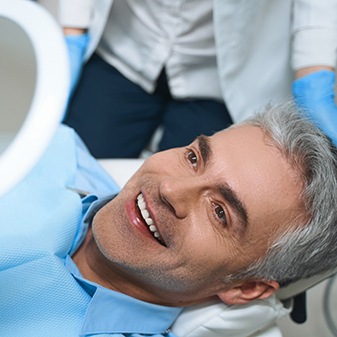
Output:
top-left (64, 54), bottom-right (232, 158)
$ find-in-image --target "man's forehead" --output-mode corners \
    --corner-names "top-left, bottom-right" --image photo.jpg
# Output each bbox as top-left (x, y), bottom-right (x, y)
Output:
top-left (209, 125), bottom-right (270, 153)
top-left (208, 125), bottom-right (303, 232)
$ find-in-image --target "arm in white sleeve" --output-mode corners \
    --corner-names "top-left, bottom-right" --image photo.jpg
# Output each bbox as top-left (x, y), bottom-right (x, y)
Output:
top-left (292, 0), bottom-right (337, 70)
top-left (59, 0), bottom-right (93, 28)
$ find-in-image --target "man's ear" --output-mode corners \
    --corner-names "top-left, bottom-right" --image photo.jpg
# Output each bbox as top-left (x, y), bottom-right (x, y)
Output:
top-left (217, 280), bottom-right (279, 305)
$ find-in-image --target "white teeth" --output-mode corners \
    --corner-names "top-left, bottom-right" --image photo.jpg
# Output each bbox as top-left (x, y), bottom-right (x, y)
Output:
top-left (141, 209), bottom-right (150, 219)
top-left (136, 193), bottom-right (163, 244)
top-left (139, 200), bottom-right (146, 209)
top-left (149, 225), bottom-right (157, 232)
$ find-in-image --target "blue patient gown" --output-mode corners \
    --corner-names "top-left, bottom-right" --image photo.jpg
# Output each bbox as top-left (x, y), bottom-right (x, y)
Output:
top-left (0, 126), bottom-right (180, 336)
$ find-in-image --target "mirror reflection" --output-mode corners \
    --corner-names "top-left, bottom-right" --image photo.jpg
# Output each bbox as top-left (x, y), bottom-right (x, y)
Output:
top-left (0, 17), bottom-right (36, 155)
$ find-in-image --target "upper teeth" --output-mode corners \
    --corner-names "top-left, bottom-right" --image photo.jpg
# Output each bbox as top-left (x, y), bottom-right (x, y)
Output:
top-left (137, 193), bottom-right (163, 243)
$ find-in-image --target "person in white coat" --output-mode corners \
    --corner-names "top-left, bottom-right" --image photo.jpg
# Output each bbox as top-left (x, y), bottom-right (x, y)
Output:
top-left (48, 0), bottom-right (337, 156)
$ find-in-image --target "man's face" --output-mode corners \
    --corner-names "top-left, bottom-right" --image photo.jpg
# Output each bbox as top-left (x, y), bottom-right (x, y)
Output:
top-left (91, 125), bottom-right (303, 306)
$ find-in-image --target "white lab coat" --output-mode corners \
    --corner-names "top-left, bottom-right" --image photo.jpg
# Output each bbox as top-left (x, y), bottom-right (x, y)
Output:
top-left (213, 0), bottom-right (337, 122)
top-left (58, 0), bottom-right (337, 122)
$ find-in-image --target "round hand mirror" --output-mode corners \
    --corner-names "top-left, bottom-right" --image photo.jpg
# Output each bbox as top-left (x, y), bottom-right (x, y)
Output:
top-left (0, 0), bottom-right (69, 196)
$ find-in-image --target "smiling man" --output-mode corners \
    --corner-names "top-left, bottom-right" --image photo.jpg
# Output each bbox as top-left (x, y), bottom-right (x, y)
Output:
top-left (74, 120), bottom-right (303, 307)
top-left (73, 101), bottom-right (337, 309)
top-left (1, 102), bottom-right (337, 336)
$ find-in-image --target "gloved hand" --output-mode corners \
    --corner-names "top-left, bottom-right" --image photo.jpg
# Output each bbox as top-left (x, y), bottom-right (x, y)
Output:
top-left (293, 70), bottom-right (337, 146)
top-left (64, 33), bottom-right (89, 95)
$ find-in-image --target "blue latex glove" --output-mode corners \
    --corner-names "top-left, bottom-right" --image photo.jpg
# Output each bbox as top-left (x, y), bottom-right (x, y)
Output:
top-left (293, 70), bottom-right (337, 146)
top-left (65, 33), bottom-right (89, 95)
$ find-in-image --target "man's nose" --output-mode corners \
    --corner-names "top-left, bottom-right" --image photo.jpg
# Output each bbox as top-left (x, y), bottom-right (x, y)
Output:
top-left (159, 176), bottom-right (201, 218)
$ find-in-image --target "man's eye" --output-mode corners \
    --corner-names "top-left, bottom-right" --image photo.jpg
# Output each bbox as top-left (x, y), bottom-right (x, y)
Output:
top-left (213, 203), bottom-right (227, 226)
top-left (187, 149), bottom-right (198, 169)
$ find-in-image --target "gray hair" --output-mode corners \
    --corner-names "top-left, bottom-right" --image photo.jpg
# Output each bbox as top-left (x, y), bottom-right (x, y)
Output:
top-left (228, 101), bottom-right (337, 287)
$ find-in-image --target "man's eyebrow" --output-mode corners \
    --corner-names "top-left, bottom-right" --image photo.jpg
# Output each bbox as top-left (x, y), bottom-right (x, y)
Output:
top-left (196, 135), bottom-right (249, 232)
top-left (219, 185), bottom-right (249, 234)
top-left (196, 135), bottom-right (212, 166)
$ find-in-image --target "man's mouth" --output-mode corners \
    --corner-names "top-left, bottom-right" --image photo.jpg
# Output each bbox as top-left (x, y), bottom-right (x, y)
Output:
top-left (136, 193), bottom-right (166, 246)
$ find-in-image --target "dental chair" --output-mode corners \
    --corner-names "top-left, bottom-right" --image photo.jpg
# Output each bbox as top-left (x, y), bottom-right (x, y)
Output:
top-left (1, 1), bottom-right (337, 336)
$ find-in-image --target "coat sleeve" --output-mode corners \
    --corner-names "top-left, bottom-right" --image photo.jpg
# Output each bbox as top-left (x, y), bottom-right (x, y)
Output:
top-left (56, 0), bottom-right (113, 60)
top-left (58, 0), bottom-right (93, 28)
top-left (292, 0), bottom-right (337, 70)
